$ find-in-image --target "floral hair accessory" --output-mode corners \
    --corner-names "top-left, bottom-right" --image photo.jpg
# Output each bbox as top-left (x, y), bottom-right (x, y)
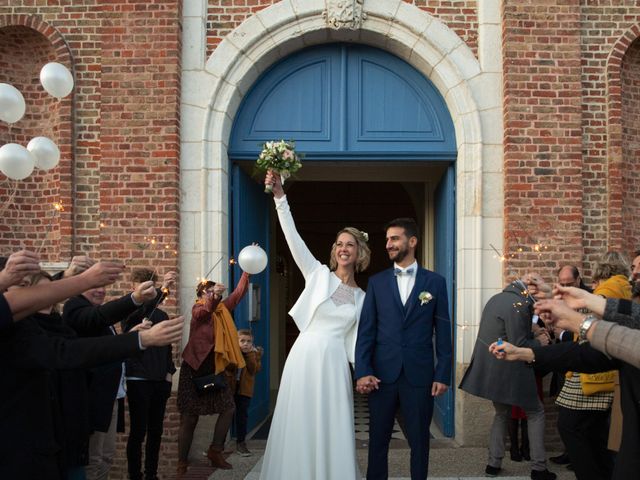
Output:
top-left (360, 230), bottom-right (369, 242)
top-left (419, 291), bottom-right (433, 306)
top-left (256, 140), bottom-right (303, 193)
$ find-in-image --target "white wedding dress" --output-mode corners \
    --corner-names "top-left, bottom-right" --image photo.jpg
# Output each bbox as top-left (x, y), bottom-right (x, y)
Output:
top-left (260, 195), bottom-right (363, 480)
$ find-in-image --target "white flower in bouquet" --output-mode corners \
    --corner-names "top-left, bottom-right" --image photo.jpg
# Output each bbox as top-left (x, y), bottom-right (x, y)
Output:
top-left (256, 140), bottom-right (303, 193)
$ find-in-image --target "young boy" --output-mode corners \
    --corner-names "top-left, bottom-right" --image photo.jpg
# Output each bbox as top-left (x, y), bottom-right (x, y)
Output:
top-left (235, 329), bottom-right (263, 456)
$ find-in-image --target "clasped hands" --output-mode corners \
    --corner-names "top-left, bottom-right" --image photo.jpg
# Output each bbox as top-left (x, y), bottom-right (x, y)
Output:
top-left (356, 375), bottom-right (380, 394)
top-left (356, 375), bottom-right (448, 397)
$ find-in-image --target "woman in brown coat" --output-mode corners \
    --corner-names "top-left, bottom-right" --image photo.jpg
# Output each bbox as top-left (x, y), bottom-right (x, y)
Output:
top-left (176, 272), bottom-right (249, 474)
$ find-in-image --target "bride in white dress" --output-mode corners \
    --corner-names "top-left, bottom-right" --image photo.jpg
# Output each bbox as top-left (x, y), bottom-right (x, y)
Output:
top-left (260, 171), bottom-right (370, 480)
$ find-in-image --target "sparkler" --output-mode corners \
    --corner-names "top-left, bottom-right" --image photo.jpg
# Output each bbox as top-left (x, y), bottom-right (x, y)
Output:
top-left (35, 200), bottom-right (64, 255)
top-left (143, 286), bottom-right (171, 324)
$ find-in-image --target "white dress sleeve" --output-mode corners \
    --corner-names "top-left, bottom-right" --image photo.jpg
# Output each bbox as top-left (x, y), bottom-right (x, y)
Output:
top-left (274, 195), bottom-right (321, 280)
top-left (344, 288), bottom-right (365, 365)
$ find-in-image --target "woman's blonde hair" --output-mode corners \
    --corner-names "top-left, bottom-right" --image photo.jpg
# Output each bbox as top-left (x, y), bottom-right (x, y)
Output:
top-left (329, 227), bottom-right (371, 273)
top-left (592, 251), bottom-right (630, 282)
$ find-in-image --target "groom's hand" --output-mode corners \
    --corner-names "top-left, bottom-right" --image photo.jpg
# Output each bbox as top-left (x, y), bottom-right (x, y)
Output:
top-left (431, 382), bottom-right (448, 397)
top-left (356, 375), bottom-right (380, 394)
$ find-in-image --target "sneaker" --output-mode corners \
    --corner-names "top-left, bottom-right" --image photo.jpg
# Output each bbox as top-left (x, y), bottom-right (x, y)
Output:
top-left (485, 465), bottom-right (501, 477)
top-left (236, 442), bottom-right (252, 457)
top-left (549, 452), bottom-right (570, 465)
top-left (531, 469), bottom-right (557, 480)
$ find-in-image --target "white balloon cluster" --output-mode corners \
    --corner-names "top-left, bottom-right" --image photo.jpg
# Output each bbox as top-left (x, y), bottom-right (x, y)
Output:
top-left (0, 62), bottom-right (73, 181)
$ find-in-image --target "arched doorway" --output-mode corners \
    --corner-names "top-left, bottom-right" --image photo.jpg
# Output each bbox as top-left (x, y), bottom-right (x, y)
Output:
top-left (229, 43), bottom-right (457, 436)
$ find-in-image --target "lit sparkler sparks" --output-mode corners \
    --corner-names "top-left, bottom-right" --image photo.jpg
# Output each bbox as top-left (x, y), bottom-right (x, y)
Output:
top-left (36, 201), bottom-right (65, 254)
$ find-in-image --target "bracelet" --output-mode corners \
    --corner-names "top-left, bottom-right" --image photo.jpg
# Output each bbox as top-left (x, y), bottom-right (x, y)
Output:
top-left (579, 314), bottom-right (597, 342)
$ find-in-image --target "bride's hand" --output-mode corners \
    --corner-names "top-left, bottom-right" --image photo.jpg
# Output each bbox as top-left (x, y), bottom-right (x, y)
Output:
top-left (265, 170), bottom-right (284, 199)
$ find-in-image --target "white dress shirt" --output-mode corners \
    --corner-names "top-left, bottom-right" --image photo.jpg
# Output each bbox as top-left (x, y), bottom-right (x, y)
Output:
top-left (394, 261), bottom-right (417, 305)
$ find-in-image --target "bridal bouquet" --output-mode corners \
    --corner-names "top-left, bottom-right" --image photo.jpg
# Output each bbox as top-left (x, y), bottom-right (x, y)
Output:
top-left (256, 140), bottom-right (302, 193)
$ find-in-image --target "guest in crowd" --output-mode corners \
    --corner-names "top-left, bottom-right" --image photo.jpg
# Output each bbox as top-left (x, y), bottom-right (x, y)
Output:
top-left (122, 268), bottom-right (177, 480)
top-left (588, 251), bottom-right (631, 456)
top-left (176, 272), bottom-right (249, 475)
top-left (63, 271), bottom-right (165, 480)
top-left (548, 265), bottom-right (589, 470)
top-left (234, 328), bottom-right (263, 457)
top-left (459, 273), bottom-right (556, 480)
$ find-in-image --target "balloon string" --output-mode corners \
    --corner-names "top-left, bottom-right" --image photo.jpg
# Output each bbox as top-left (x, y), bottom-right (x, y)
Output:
top-left (0, 179), bottom-right (18, 217)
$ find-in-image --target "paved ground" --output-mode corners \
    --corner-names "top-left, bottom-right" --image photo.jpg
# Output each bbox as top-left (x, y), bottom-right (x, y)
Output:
top-left (170, 438), bottom-right (576, 480)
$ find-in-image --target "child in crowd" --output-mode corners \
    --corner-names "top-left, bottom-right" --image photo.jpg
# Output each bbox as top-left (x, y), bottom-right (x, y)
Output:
top-left (235, 329), bottom-right (263, 456)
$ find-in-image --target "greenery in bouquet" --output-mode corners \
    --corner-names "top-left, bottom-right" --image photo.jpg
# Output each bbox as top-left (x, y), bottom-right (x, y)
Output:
top-left (255, 140), bottom-right (302, 192)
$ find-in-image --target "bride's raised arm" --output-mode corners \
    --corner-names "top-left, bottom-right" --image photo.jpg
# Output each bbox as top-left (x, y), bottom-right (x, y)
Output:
top-left (265, 171), bottom-right (321, 280)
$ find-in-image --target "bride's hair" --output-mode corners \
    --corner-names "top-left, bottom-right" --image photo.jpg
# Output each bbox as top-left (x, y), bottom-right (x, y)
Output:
top-left (329, 227), bottom-right (371, 273)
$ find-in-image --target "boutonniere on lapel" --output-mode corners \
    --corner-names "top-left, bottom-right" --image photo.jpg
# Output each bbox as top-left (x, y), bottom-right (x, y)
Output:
top-left (419, 291), bottom-right (433, 306)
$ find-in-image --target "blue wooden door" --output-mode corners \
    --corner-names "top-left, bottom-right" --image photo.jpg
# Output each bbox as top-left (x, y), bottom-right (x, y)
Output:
top-left (433, 163), bottom-right (456, 437)
top-left (231, 165), bottom-right (270, 431)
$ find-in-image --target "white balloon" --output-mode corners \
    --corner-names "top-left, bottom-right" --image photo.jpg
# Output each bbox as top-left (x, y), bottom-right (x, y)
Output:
top-left (0, 83), bottom-right (26, 124)
top-left (27, 136), bottom-right (60, 171)
top-left (40, 62), bottom-right (74, 98)
top-left (0, 143), bottom-right (35, 180)
top-left (237, 245), bottom-right (268, 274)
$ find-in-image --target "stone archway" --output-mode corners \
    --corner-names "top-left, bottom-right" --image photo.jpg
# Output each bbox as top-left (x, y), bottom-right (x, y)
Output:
top-left (179, 0), bottom-right (504, 441)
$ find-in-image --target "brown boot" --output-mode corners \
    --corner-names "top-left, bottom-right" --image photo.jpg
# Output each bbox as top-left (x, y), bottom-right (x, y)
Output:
top-left (176, 460), bottom-right (188, 476)
top-left (207, 444), bottom-right (232, 470)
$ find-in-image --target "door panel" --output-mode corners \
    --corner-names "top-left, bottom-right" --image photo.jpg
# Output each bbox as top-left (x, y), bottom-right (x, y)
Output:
top-left (231, 165), bottom-right (270, 431)
top-left (433, 163), bottom-right (455, 437)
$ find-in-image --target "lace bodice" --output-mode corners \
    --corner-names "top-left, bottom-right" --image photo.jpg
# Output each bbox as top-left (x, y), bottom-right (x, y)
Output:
top-left (330, 282), bottom-right (356, 307)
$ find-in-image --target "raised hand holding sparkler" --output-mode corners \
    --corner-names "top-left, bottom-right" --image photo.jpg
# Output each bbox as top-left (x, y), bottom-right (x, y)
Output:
top-left (62, 255), bottom-right (95, 278)
top-left (0, 249), bottom-right (41, 290)
top-left (142, 271), bottom-right (177, 324)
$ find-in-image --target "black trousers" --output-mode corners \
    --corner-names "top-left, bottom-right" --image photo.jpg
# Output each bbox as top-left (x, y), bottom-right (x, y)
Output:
top-left (126, 380), bottom-right (171, 480)
top-left (234, 394), bottom-right (251, 443)
top-left (557, 406), bottom-right (613, 480)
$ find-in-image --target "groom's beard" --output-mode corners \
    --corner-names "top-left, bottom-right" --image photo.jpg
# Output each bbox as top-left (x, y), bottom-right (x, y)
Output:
top-left (387, 245), bottom-right (409, 263)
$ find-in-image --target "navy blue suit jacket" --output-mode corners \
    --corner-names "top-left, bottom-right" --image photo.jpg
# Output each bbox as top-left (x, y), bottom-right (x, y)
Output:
top-left (355, 267), bottom-right (452, 387)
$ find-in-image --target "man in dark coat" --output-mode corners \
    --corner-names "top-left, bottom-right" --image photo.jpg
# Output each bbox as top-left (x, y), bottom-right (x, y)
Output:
top-left (64, 279), bottom-right (159, 480)
top-left (122, 269), bottom-right (176, 480)
top-left (459, 276), bottom-right (556, 480)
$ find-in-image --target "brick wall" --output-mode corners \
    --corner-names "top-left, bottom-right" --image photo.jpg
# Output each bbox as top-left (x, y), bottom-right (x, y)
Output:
top-left (579, 2), bottom-right (640, 276)
top-left (502, 0), bottom-right (584, 280)
top-left (502, 1), bottom-right (640, 283)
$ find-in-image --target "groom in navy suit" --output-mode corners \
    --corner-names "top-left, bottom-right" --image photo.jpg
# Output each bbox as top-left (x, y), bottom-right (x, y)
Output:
top-left (355, 218), bottom-right (452, 480)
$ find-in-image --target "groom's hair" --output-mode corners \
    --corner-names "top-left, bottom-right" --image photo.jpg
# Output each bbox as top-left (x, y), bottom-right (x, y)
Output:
top-left (385, 218), bottom-right (419, 241)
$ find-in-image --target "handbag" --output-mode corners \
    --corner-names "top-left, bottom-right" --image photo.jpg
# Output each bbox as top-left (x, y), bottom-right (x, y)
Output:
top-left (579, 370), bottom-right (617, 395)
top-left (192, 373), bottom-right (227, 392)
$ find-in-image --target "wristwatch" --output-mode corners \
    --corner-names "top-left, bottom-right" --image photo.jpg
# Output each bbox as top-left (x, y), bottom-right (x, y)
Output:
top-left (578, 314), bottom-right (597, 342)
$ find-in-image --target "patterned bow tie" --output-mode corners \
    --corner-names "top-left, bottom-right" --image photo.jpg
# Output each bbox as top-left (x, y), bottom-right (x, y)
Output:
top-left (394, 267), bottom-right (415, 276)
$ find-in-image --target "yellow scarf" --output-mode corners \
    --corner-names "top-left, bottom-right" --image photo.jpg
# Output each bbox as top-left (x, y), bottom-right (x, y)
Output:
top-left (213, 303), bottom-right (246, 375)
